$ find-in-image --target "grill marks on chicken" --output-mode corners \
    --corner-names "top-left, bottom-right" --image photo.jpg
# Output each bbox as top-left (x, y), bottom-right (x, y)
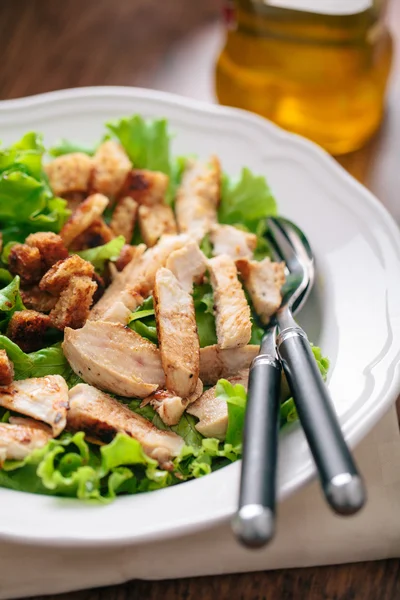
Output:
top-left (63, 320), bottom-right (165, 398)
top-left (68, 383), bottom-right (184, 467)
top-left (208, 255), bottom-right (252, 350)
top-left (175, 156), bottom-right (221, 240)
top-left (0, 375), bottom-right (69, 436)
top-left (0, 418), bottom-right (53, 463)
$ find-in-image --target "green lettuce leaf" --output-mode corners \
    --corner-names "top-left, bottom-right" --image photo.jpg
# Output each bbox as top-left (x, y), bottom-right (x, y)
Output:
top-left (193, 283), bottom-right (217, 348)
top-left (0, 337), bottom-right (77, 382)
top-left (0, 133), bottom-right (70, 240)
top-left (0, 276), bottom-right (25, 331)
top-left (219, 168), bottom-right (277, 233)
top-left (76, 236), bottom-right (125, 272)
top-left (216, 379), bottom-right (247, 447)
top-left (48, 139), bottom-right (97, 158)
top-left (128, 297), bottom-right (158, 344)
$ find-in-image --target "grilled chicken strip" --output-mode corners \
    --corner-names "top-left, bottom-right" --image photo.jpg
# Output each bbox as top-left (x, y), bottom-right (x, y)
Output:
top-left (0, 375), bottom-right (69, 436)
top-left (199, 344), bottom-right (259, 385)
top-left (90, 234), bottom-right (189, 322)
top-left (63, 320), bottom-right (165, 398)
top-left (236, 257), bottom-right (285, 325)
top-left (68, 383), bottom-right (184, 467)
top-left (166, 242), bottom-right (207, 293)
top-left (208, 255), bottom-right (252, 349)
top-left (145, 378), bottom-right (203, 427)
top-left (188, 371), bottom-right (248, 439)
top-left (0, 418), bottom-right (53, 463)
top-left (154, 268), bottom-right (200, 398)
top-left (175, 156), bottom-right (221, 240)
top-left (210, 224), bottom-right (257, 259)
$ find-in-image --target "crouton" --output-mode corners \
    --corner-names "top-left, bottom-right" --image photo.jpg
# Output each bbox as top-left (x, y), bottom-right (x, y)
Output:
top-left (119, 169), bottom-right (169, 206)
top-left (8, 244), bottom-right (42, 285)
top-left (60, 193), bottom-right (109, 247)
top-left (50, 276), bottom-right (97, 330)
top-left (39, 255), bottom-right (95, 295)
top-left (0, 350), bottom-right (14, 386)
top-left (138, 204), bottom-right (177, 247)
top-left (91, 141), bottom-right (132, 197)
top-left (20, 286), bottom-right (57, 313)
top-left (114, 244), bottom-right (138, 272)
top-left (110, 196), bottom-right (138, 243)
top-left (7, 310), bottom-right (51, 352)
top-left (62, 191), bottom-right (86, 212)
top-left (25, 232), bottom-right (69, 269)
top-left (69, 218), bottom-right (115, 251)
top-left (45, 153), bottom-right (93, 196)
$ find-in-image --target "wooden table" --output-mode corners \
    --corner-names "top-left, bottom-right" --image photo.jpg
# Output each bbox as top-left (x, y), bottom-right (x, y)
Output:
top-left (1, 1), bottom-right (399, 599)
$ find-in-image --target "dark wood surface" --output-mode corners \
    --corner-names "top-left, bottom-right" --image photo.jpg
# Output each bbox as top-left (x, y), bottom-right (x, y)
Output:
top-left (0, 1), bottom-right (399, 599)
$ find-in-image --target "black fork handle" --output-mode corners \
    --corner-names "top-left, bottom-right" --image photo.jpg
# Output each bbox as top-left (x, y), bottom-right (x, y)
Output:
top-left (277, 326), bottom-right (366, 515)
top-left (232, 353), bottom-right (281, 548)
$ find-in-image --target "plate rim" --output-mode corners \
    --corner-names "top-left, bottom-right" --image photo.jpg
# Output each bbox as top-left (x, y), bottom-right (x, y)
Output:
top-left (0, 85), bottom-right (399, 548)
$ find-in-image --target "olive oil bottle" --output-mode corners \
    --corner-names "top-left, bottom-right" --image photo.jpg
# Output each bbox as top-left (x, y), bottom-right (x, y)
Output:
top-left (215, 0), bottom-right (393, 154)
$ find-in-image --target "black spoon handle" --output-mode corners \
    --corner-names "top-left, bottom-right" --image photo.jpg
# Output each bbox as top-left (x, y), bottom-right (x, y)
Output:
top-left (232, 352), bottom-right (281, 548)
top-left (277, 325), bottom-right (366, 515)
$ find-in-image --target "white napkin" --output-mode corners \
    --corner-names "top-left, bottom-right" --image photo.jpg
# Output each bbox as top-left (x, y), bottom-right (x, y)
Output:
top-left (1, 405), bottom-right (399, 599)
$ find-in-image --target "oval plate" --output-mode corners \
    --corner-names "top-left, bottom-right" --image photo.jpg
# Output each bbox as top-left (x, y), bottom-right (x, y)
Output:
top-left (0, 87), bottom-right (399, 547)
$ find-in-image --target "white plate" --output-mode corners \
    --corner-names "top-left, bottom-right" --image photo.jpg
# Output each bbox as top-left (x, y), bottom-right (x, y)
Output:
top-left (0, 87), bottom-right (399, 547)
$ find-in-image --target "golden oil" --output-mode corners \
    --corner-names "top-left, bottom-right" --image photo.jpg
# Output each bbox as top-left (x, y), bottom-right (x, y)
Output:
top-left (215, 1), bottom-right (393, 154)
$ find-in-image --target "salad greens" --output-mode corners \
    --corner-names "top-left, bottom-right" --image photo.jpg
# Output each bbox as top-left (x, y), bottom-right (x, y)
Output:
top-left (0, 114), bottom-right (330, 502)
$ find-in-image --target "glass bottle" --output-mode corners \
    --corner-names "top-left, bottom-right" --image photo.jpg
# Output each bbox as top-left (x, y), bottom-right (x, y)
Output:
top-left (215, 0), bottom-right (393, 155)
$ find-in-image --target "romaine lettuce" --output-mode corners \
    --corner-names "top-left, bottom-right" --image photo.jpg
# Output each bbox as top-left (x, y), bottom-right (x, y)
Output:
top-left (76, 235), bottom-right (125, 272)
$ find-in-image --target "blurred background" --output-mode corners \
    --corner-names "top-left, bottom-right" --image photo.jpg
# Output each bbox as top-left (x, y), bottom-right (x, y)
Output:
top-left (0, 0), bottom-right (399, 219)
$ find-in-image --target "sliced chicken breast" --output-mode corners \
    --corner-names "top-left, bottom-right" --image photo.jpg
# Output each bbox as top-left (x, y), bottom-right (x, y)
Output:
top-left (199, 344), bottom-right (259, 385)
top-left (90, 234), bottom-right (190, 322)
top-left (68, 383), bottom-right (184, 467)
top-left (236, 258), bottom-right (285, 325)
top-left (144, 378), bottom-right (203, 427)
top-left (154, 268), bottom-right (200, 398)
top-left (175, 156), bottom-right (220, 240)
top-left (63, 320), bottom-right (165, 398)
top-left (210, 224), bottom-right (257, 259)
top-left (208, 254), bottom-right (252, 349)
top-left (188, 371), bottom-right (248, 439)
top-left (0, 375), bottom-right (69, 436)
top-left (166, 242), bottom-right (207, 293)
top-left (0, 418), bottom-right (53, 463)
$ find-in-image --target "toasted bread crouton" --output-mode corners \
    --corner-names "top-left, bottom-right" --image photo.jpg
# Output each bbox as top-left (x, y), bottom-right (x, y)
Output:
top-left (119, 169), bottom-right (169, 206)
top-left (69, 218), bottom-right (115, 251)
top-left (138, 204), bottom-right (177, 247)
top-left (7, 310), bottom-right (51, 352)
top-left (92, 141), bottom-right (132, 197)
top-left (110, 196), bottom-right (138, 243)
top-left (39, 255), bottom-right (95, 295)
top-left (8, 244), bottom-right (42, 285)
top-left (20, 286), bottom-right (57, 313)
top-left (25, 232), bottom-right (69, 270)
top-left (114, 244), bottom-right (137, 272)
top-left (0, 350), bottom-right (14, 386)
top-left (60, 193), bottom-right (109, 247)
top-left (45, 153), bottom-right (93, 196)
top-left (62, 191), bottom-right (86, 212)
top-left (50, 276), bottom-right (97, 330)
